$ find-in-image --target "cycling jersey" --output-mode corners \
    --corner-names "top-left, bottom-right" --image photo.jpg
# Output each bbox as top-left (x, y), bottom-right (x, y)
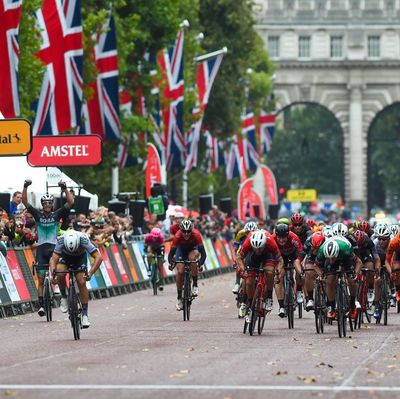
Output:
top-left (373, 238), bottom-right (389, 264)
top-left (315, 236), bottom-right (357, 271)
top-left (233, 229), bottom-right (248, 248)
top-left (272, 231), bottom-right (303, 260)
top-left (239, 232), bottom-right (281, 262)
top-left (289, 224), bottom-right (311, 244)
top-left (385, 235), bottom-right (400, 264)
top-left (144, 234), bottom-right (165, 248)
top-left (354, 236), bottom-right (379, 263)
top-left (168, 228), bottom-right (206, 265)
top-left (27, 203), bottom-right (70, 246)
top-left (170, 223), bottom-right (180, 235)
top-left (298, 235), bottom-right (320, 263)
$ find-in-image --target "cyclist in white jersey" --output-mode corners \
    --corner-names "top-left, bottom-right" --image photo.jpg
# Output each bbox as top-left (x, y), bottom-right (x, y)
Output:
top-left (22, 179), bottom-right (74, 317)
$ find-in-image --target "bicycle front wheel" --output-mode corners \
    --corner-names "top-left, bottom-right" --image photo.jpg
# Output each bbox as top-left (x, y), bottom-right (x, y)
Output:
top-left (183, 272), bottom-right (191, 321)
top-left (249, 287), bottom-right (261, 336)
top-left (43, 277), bottom-right (52, 322)
top-left (152, 264), bottom-right (158, 296)
top-left (285, 279), bottom-right (295, 329)
top-left (68, 284), bottom-right (80, 340)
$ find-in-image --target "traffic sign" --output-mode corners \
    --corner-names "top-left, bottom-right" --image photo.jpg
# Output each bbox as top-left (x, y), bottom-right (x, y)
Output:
top-left (28, 135), bottom-right (102, 166)
top-left (0, 119), bottom-right (32, 156)
top-left (286, 189), bottom-right (317, 202)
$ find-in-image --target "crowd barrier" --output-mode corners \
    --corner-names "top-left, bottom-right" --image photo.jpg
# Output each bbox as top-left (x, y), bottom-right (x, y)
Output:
top-left (0, 238), bottom-right (235, 318)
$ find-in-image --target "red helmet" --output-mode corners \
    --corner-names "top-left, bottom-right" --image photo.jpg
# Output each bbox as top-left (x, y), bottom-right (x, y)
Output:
top-left (291, 213), bottom-right (304, 225)
top-left (311, 232), bottom-right (325, 249)
top-left (353, 229), bottom-right (367, 245)
top-left (359, 220), bottom-right (370, 233)
top-left (306, 219), bottom-right (316, 228)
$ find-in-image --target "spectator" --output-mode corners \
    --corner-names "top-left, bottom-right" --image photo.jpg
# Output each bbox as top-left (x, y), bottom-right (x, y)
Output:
top-left (9, 191), bottom-right (25, 216)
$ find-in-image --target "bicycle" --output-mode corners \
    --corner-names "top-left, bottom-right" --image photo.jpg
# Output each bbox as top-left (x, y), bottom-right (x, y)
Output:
top-left (33, 263), bottom-right (53, 322)
top-left (55, 265), bottom-right (88, 340)
top-left (332, 264), bottom-right (354, 338)
top-left (283, 263), bottom-right (296, 329)
top-left (377, 265), bottom-right (391, 325)
top-left (313, 275), bottom-right (327, 334)
top-left (354, 268), bottom-right (374, 329)
top-left (146, 253), bottom-right (165, 296)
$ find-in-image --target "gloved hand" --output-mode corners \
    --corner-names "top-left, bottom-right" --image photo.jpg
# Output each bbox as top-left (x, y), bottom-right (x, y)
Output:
top-left (168, 264), bottom-right (175, 271)
top-left (58, 181), bottom-right (67, 190)
top-left (24, 179), bottom-right (32, 188)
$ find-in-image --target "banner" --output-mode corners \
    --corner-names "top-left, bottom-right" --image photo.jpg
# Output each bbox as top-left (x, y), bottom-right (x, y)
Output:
top-left (6, 251), bottom-right (30, 301)
top-left (145, 143), bottom-right (162, 198)
top-left (260, 165), bottom-right (278, 206)
top-left (238, 178), bottom-right (265, 221)
top-left (0, 253), bottom-right (20, 302)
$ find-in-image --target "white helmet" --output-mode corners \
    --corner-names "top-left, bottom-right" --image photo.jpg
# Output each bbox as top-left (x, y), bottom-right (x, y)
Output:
top-left (244, 221), bottom-right (257, 232)
top-left (41, 194), bottom-right (54, 204)
top-left (323, 239), bottom-right (339, 258)
top-left (375, 224), bottom-right (391, 238)
top-left (332, 222), bottom-right (348, 236)
top-left (250, 230), bottom-right (267, 249)
top-left (64, 230), bottom-right (81, 253)
top-left (390, 224), bottom-right (399, 237)
top-left (322, 225), bottom-right (333, 238)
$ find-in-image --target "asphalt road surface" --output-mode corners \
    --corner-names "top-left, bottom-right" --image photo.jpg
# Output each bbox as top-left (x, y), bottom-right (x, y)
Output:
top-left (1, 272), bottom-right (400, 399)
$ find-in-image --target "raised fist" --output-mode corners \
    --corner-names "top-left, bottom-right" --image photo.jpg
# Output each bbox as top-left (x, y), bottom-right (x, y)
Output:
top-left (58, 181), bottom-right (67, 190)
top-left (24, 179), bottom-right (32, 188)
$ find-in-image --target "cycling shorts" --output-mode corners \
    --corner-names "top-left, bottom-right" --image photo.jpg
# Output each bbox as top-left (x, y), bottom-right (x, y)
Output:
top-left (175, 245), bottom-right (198, 263)
top-left (58, 253), bottom-right (87, 270)
top-left (323, 259), bottom-right (354, 275)
top-left (148, 246), bottom-right (165, 257)
top-left (35, 243), bottom-right (56, 275)
top-left (246, 252), bottom-right (277, 271)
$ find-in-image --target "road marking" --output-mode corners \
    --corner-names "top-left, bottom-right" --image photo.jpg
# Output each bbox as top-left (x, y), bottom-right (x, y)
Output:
top-left (1, 385), bottom-right (400, 392)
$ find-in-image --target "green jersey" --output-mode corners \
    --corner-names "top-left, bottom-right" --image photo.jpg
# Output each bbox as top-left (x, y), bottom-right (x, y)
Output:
top-left (316, 236), bottom-right (354, 268)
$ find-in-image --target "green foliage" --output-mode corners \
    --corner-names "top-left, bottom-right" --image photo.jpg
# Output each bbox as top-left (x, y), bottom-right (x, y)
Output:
top-left (267, 104), bottom-right (344, 197)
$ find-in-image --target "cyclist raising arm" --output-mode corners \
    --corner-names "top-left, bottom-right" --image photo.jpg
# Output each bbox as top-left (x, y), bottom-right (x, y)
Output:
top-left (50, 230), bottom-right (103, 328)
top-left (22, 179), bottom-right (74, 318)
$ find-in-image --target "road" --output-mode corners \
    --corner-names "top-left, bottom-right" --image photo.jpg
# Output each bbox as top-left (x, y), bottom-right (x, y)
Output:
top-left (1, 272), bottom-right (400, 399)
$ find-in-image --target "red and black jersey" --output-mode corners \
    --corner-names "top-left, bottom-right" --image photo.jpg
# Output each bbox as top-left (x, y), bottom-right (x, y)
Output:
top-left (272, 231), bottom-right (303, 259)
top-left (289, 224), bottom-right (312, 244)
top-left (239, 231), bottom-right (281, 262)
top-left (171, 228), bottom-right (204, 249)
top-left (170, 223), bottom-right (180, 235)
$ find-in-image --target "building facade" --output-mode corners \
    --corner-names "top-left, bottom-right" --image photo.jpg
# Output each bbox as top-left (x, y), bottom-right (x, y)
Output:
top-left (254, 0), bottom-right (400, 214)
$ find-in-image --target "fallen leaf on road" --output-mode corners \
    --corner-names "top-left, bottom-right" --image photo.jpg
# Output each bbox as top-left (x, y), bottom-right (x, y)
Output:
top-left (324, 338), bottom-right (331, 342)
top-left (316, 362), bottom-right (334, 369)
top-left (3, 390), bottom-right (17, 397)
top-left (393, 354), bottom-right (400, 360)
top-left (273, 371), bottom-right (288, 376)
top-left (76, 367), bottom-right (87, 372)
top-left (387, 365), bottom-right (399, 369)
top-left (169, 369), bottom-right (190, 379)
top-left (297, 375), bottom-right (317, 384)
top-left (292, 337), bottom-right (299, 341)
top-left (187, 347), bottom-right (195, 352)
top-left (223, 304), bottom-right (230, 309)
top-left (266, 361), bottom-right (277, 366)
top-left (352, 346), bottom-right (358, 349)
top-left (142, 348), bottom-right (150, 352)
top-left (180, 369), bottom-right (190, 374)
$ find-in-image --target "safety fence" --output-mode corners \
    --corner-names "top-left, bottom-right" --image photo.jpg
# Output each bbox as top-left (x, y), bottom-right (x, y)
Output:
top-left (0, 238), bottom-right (235, 318)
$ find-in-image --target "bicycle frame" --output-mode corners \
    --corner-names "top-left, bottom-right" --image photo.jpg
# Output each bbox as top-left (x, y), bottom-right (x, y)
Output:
top-left (33, 263), bottom-right (53, 322)
top-left (175, 259), bottom-right (198, 322)
top-left (283, 263), bottom-right (295, 329)
top-left (334, 265), bottom-right (353, 338)
top-left (314, 276), bottom-right (327, 334)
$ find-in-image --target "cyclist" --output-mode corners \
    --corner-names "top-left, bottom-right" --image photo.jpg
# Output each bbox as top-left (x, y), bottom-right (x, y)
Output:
top-left (322, 225), bottom-right (334, 239)
top-left (372, 224), bottom-right (392, 317)
top-left (390, 224), bottom-right (399, 238)
top-left (236, 230), bottom-right (283, 321)
top-left (168, 219), bottom-right (206, 311)
top-left (359, 220), bottom-right (374, 237)
top-left (384, 230), bottom-right (400, 306)
top-left (22, 179), bottom-right (74, 317)
top-left (232, 221), bottom-right (258, 293)
top-left (272, 223), bottom-right (303, 317)
top-left (50, 230), bottom-right (103, 328)
top-left (144, 227), bottom-right (166, 291)
top-left (290, 213), bottom-right (312, 244)
top-left (352, 229), bottom-right (380, 313)
top-left (298, 231), bottom-right (325, 311)
top-left (169, 212), bottom-right (185, 236)
top-left (332, 222), bottom-right (357, 248)
top-left (315, 237), bottom-right (362, 320)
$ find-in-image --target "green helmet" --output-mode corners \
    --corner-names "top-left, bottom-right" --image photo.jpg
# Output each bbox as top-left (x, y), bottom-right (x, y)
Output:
top-left (277, 217), bottom-right (291, 226)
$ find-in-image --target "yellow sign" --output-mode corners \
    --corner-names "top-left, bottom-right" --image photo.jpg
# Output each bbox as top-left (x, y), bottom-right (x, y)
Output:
top-left (0, 119), bottom-right (32, 156)
top-left (286, 189), bottom-right (317, 202)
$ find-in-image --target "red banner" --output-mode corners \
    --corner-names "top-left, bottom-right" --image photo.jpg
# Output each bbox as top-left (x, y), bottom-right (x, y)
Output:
top-left (145, 143), bottom-right (162, 198)
top-left (6, 251), bottom-right (31, 301)
top-left (28, 135), bottom-right (102, 166)
top-left (261, 165), bottom-right (278, 205)
top-left (99, 247), bottom-right (118, 286)
top-left (110, 245), bottom-right (130, 284)
top-left (238, 178), bottom-right (265, 221)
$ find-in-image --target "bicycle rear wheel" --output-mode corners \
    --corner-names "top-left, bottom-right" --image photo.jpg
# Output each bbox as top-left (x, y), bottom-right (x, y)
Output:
top-left (249, 287), bottom-right (261, 336)
top-left (285, 279), bottom-right (295, 329)
top-left (68, 284), bottom-right (80, 340)
top-left (43, 277), bottom-right (52, 322)
top-left (314, 285), bottom-right (323, 334)
top-left (152, 264), bottom-right (158, 296)
top-left (382, 273), bottom-right (389, 325)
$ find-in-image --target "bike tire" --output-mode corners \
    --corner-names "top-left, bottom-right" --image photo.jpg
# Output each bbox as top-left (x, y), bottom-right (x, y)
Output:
top-left (314, 286), bottom-right (322, 334)
top-left (258, 312), bottom-right (266, 335)
top-left (336, 287), bottom-right (343, 338)
top-left (44, 277), bottom-right (52, 322)
top-left (298, 298), bottom-right (302, 319)
top-left (152, 264), bottom-right (158, 296)
top-left (183, 272), bottom-right (191, 321)
top-left (68, 284), bottom-right (80, 340)
top-left (382, 274), bottom-right (389, 325)
top-left (249, 287), bottom-right (261, 336)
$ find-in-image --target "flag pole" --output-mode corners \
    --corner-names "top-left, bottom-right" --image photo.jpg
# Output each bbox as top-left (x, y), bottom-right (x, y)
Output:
top-left (193, 47), bottom-right (228, 63)
top-left (112, 166), bottom-right (119, 197)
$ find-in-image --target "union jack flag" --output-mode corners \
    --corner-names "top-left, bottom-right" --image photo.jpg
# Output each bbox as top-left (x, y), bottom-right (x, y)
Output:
top-left (185, 53), bottom-right (224, 173)
top-left (204, 130), bottom-right (224, 173)
top-left (33, 0), bottom-right (83, 135)
top-left (258, 110), bottom-right (275, 154)
top-left (158, 28), bottom-right (185, 170)
top-left (79, 15), bottom-right (120, 140)
top-left (116, 134), bottom-right (142, 169)
top-left (225, 138), bottom-right (240, 181)
top-left (240, 112), bottom-right (260, 170)
top-left (0, 0), bottom-right (22, 118)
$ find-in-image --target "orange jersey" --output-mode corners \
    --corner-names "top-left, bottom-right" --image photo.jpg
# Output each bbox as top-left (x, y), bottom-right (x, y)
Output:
top-left (385, 236), bottom-right (400, 263)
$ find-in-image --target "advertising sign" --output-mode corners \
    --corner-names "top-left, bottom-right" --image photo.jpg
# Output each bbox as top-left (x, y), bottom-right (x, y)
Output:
top-left (0, 119), bottom-right (32, 156)
top-left (287, 189), bottom-right (317, 202)
top-left (28, 135), bottom-right (102, 166)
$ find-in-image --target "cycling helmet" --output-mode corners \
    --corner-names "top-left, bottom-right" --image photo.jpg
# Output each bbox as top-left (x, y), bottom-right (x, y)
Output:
top-left (275, 223), bottom-right (290, 237)
top-left (322, 225), bottom-right (333, 238)
top-left (291, 213), bottom-right (304, 225)
top-left (244, 221), bottom-right (258, 232)
top-left (179, 219), bottom-right (193, 232)
top-left (332, 222), bottom-right (348, 236)
top-left (250, 230), bottom-right (267, 249)
top-left (359, 220), bottom-right (370, 233)
top-left (311, 232), bottom-right (325, 249)
top-left (306, 219), bottom-right (316, 228)
top-left (353, 230), bottom-right (367, 245)
top-left (323, 239), bottom-right (339, 258)
top-left (41, 194), bottom-right (54, 204)
top-left (150, 227), bottom-right (162, 238)
top-left (63, 230), bottom-right (81, 253)
top-left (390, 224), bottom-right (399, 236)
top-left (277, 217), bottom-right (291, 226)
top-left (375, 224), bottom-right (391, 238)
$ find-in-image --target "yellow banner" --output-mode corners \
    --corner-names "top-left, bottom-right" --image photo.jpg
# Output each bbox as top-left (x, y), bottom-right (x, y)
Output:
top-left (0, 119), bottom-right (32, 156)
top-left (286, 189), bottom-right (317, 202)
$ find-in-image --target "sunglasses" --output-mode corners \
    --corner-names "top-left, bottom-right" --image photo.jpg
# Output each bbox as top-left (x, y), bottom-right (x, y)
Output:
top-left (42, 201), bottom-right (53, 205)
top-left (378, 237), bottom-right (389, 241)
top-left (293, 223), bottom-right (302, 227)
top-left (182, 230), bottom-right (192, 235)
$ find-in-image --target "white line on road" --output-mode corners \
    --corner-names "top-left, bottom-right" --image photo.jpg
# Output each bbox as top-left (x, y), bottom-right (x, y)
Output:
top-left (1, 385), bottom-right (400, 392)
